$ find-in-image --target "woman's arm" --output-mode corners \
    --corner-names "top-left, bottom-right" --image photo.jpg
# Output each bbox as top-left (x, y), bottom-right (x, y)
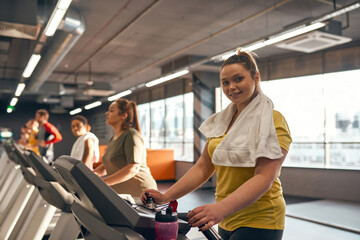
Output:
top-left (142, 142), bottom-right (215, 204)
top-left (188, 148), bottom-right (288, 230)
top-left (82, 138), bottom-right (95, 170)
top-left (102, 163), bottom-right (140, 185)
top-left (93, 163), bottom-right (107, 176)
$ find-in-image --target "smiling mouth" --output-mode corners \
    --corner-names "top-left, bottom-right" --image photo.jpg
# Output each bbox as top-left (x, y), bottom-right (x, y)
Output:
top-left (230, 91), bottom-right (242, 97)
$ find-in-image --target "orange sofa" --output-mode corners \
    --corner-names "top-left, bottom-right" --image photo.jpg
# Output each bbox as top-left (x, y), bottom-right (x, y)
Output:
top-left (146, 148), bottom-right (175, 181)
top-left (95, 146), bottom-right (175, 181)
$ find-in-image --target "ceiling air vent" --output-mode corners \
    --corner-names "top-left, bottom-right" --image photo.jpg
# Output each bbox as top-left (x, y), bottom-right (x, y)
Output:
top-left (276, 31), bottom-right (351, 53)
top-left (83, 82), bottom-right (115, 96)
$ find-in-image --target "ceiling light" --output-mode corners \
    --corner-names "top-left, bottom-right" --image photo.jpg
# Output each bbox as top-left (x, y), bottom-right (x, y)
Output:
top-left (22, 54), bottom-right (41, 78)
top-left (264, 22), bottom-right (326, 45)
top-left (108, 90), bottom-right (132, 102)
top-left (69, 108), bottom-right (82, 115)
top-left (216, 23), bottom-right (324, 60)
top-left (14, 83), bottom-right (26, 97)
top-left (57, 0), bottom-right (72, 9)
top-left (242, 22), bottom-right (326, 52)
top-left (0, 129), bottom-right (12, 137)
top-left (44, 0), bottom-right (73, 37)
top-left (145, 69), bottom-right (189, 88)
top-left (10, 97), bottom-right (18, 107)
top-left (84, 101), bottom-right (102, 110)
top-left (7, 106), bottom-right (14, 113)
top-left (243, 41), bottom-right (267, 52)
top-left (214, 2), bottom-right (360, 61)
top-left (314, 2), bottom-right (360, 23)
top-left (218, 50), bottom-right (238, 61)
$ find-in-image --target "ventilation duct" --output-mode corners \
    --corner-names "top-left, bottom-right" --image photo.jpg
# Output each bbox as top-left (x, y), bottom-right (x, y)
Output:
top-left (83, 82), bottom-right (115, 96)
top-left (27, 7), bottom-right (85, 92)
top-left (0, 0), bottom-right (40, 40)
top-left (0, 21), bottom-right (41, 40)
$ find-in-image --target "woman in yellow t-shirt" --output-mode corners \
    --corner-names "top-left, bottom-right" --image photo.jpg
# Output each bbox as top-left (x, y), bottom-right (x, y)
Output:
top-left (142, 49), bottom-right (292, 240)
top-left (25, 119), bottom-right (40, 156)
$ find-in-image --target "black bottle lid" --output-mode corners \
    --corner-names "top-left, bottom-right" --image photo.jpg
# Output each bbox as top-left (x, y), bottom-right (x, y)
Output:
top-left (155, 206), bottom-right (178, 222)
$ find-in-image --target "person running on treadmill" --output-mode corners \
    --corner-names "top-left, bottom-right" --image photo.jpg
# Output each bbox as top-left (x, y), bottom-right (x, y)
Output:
top-left (94, 98), bottom-right (157, 198)
top-left (142, 49), bottom-right (292, 240)
top-left (35, 109), bottom-right (62, 163)
top-left (70, 115), bottom-right (100, 171)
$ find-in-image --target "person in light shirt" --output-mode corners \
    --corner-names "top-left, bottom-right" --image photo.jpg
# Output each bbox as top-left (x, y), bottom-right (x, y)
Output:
top-left (70, 115), bottom-right (99, 171)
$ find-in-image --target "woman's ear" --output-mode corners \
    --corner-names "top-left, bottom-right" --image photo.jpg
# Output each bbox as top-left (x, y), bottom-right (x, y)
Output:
top-left (254, 72), bottom-right (260, 84)
top-left (120, 112), bottom-right (128, 120)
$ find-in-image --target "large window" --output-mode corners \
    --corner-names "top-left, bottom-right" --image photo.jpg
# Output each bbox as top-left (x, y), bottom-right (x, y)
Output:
top-left (137, 103), bottom-right (150, 148)
top-left (150, 99), bottom-right (166, 149)
top-left (138, 92), bottom-right (194, 162)
top-left (217, 69), bottom-right (360, 170)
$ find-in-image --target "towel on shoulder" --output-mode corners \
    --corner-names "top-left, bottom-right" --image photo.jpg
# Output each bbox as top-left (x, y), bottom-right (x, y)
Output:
top-left (199, 91), bottom-right (283, 167)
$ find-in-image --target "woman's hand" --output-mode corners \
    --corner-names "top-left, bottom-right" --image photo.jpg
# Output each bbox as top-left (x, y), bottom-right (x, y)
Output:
top-left (141, 189), bottom-right (166, 205)
top-left (93, 163), bottom-right (106, 176)
top-left (187, 202), bottom-right (229, 231)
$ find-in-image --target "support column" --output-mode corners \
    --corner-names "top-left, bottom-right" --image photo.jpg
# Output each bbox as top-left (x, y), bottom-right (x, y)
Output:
top-left (193, 71), bottom-right (220, 162)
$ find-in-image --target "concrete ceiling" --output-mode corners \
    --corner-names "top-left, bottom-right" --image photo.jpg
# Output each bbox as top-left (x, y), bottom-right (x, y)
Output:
top-left (1, 0), bottom-right (360, 113)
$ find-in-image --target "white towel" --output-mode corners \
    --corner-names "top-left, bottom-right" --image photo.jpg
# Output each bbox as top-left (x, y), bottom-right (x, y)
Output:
top-left (199, 91), bottom-right (283, 167)
top-left (70, 132), bottom-right (100, 163)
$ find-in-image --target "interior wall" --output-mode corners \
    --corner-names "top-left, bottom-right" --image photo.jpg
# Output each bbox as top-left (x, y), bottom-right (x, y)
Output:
top-left (280, 167), bottom-right (360, 202)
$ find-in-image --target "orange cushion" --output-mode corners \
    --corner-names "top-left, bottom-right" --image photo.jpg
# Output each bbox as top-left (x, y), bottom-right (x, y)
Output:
top-left (146, 149), bottom-right (175, 181)
top-left (94, 146), bottom-right (175, 180)
top-left (93, 145), bottom-right (107, 169)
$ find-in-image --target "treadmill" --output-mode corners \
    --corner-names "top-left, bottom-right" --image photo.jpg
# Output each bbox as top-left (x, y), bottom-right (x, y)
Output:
top-left (23, 150), bottom-right (74, 212)
top-left (23, 150), bottom-right (80, 240)
top-left (54, 155), bottom-right (192, 240)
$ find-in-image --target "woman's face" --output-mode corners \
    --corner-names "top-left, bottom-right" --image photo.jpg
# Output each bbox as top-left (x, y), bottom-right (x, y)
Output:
top-left (71, 119), bottom-right (87, 137)
top-left (105, 102), bottom-right (124, 127)
top-left (220, 63), bottom-right (259, 109)
top-left (26, 120), bottom-right (38, 129)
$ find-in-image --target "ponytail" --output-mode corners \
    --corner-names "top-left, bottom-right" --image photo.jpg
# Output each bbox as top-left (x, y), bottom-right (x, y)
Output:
top-left (115, 98), bottom-right (141, 134)
top-left (130, 101), bottom-right (141, 134)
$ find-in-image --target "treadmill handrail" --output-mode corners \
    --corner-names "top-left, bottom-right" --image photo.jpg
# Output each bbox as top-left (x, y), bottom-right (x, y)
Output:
top-left (54, 155), bottom-right (142, 227)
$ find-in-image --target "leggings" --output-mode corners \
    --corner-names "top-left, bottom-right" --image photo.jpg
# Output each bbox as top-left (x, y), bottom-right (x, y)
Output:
top-left (218, 226), bottom-right (283, 240)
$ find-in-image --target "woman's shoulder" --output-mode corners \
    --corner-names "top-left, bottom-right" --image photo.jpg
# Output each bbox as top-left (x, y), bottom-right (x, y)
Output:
top-left (273, 109), bottom-right (283, 118)
top-left (273, 110), bottom-right (291, 130)
top-left (125, 128), bottom-right (144, 143)
top-left (85, 132), bottom-right (99, 140)
top-left (273, 110), bottom-right (287, 125)
top-left (126, 127), bottom-right (141, 136)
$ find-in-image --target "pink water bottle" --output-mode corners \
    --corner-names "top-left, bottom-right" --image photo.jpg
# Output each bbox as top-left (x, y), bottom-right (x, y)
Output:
top-left (155, 206), bottom-right (178, 240)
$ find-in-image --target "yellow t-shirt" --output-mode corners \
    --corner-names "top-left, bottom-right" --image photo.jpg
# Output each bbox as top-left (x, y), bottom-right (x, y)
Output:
top-left (28, 129), bottom-right (40, 156)
top-left (208, 110), bottom-right (292, 231)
